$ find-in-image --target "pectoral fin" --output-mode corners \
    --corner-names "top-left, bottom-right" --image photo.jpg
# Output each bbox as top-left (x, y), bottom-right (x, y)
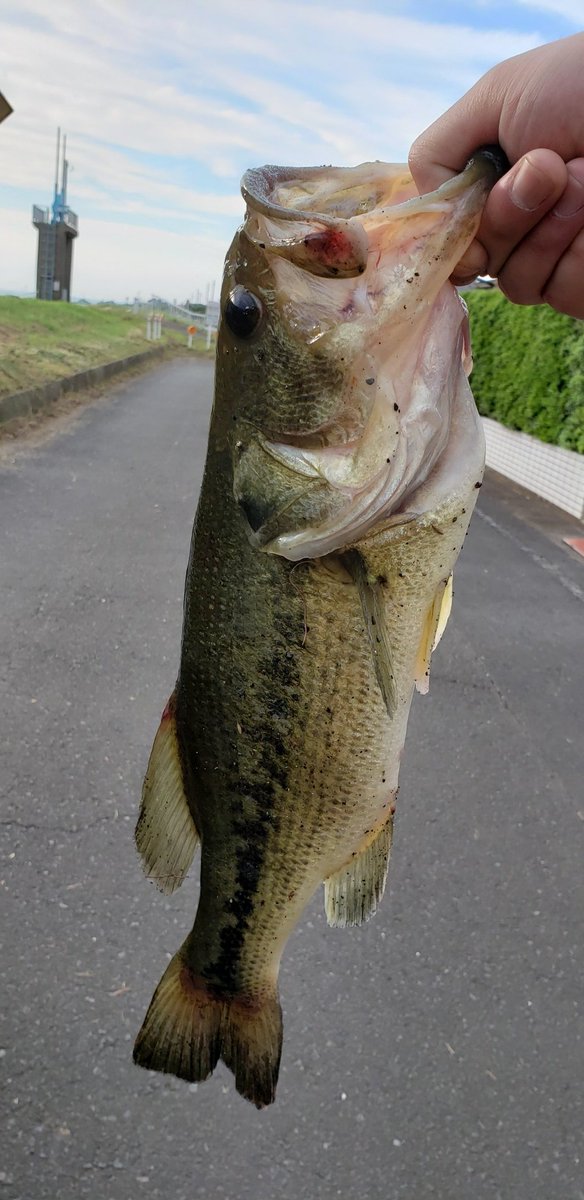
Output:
top-left (344, 550), bottom-right (397, 719)
top-left (324, 813), bottom-right (394, 927)
top-left (135, 690), bottom-right (199, 894)
top-left (415, 574), bottom-right (453, 695)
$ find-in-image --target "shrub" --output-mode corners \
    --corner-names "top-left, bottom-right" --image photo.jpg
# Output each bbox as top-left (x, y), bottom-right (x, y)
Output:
top-left (465, 289), bottom-right (584, 454)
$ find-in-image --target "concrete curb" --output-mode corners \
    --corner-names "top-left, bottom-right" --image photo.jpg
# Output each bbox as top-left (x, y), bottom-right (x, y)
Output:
top-left (0, 346), bottom-right (168, 426)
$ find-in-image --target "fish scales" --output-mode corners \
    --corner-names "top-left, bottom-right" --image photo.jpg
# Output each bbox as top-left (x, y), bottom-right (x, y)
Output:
top-left (133, 147), bottom-right (508, 1107)
top-left (177, 449), bottom-right (395, 983)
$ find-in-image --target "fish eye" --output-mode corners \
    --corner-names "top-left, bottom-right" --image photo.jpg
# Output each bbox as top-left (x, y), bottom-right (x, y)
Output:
top-left (224, 286), bottom-right (262, 338)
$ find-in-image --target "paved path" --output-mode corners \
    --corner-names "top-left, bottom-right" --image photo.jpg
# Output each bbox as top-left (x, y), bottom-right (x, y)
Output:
top-left (1, 359), bottom-right (582, 1200)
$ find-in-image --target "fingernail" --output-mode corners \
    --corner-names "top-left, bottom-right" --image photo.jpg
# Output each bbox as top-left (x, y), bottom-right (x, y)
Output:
top-left (553, 164), bottom-right (584, 217)
top-left (509, 157), bottom-right (555, 212)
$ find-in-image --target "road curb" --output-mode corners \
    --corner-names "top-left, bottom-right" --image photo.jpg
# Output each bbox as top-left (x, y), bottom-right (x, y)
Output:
top-left (0, 346), bottom-right (169, 426)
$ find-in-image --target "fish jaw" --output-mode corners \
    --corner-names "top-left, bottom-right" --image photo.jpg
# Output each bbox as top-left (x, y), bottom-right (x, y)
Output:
top-left (261, 292), bottom-right (485, 560)
top-left (230, 150), bottom-right (503, 560)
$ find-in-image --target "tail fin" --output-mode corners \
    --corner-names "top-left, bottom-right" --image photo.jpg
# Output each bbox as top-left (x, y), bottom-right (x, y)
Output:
top-left (133, 950), bottom-right (283, 1109)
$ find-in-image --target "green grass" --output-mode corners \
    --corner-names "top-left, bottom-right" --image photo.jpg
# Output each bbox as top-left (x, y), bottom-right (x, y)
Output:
top-left (0, 297), bottom-right (194, 399)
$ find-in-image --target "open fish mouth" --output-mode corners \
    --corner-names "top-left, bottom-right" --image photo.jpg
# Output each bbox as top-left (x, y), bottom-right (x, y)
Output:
top-left (241, 148), bottom-right (506, 284)
top-left (233, 149), bottom-right (507, 559)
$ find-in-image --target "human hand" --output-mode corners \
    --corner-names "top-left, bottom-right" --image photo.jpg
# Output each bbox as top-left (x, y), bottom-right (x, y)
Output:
top-left (408, 33), bottom-right (584, 319)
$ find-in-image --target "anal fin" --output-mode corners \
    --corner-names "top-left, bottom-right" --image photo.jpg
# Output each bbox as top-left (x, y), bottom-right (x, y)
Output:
top-left (135, 689), bottom-right (199, 895)
top-left (324, 813), bottom-right (394, 928)
top-left (415, 574), bottom-right (453, 695)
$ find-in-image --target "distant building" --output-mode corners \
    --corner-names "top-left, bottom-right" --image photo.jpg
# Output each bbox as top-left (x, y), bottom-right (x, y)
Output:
top-left (32, 129), bottom-right (79, 302)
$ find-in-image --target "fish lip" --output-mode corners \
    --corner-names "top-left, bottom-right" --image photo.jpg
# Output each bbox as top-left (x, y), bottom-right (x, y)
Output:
top-left (428, 145), bottom-right (509, 200)
top-left (465, 145), bottom-right (510, 185)
top-left (245, 522), bottom-right (277, 550)
top-left (242, 166), bottom-right (343, 227)
top-left (374, 147), bottom-right (508, 226)
top-left (241, 147), bottom-right (508, 227)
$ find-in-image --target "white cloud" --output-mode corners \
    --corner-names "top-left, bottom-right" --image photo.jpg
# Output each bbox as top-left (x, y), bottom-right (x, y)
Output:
top-left (74, 217), bottom-right (229, 303)
top-left (0, 0), bottom-right (566, 298)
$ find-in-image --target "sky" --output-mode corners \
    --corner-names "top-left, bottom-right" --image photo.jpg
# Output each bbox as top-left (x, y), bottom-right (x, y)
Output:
top-left (0, 0), bottom-right (582, 303)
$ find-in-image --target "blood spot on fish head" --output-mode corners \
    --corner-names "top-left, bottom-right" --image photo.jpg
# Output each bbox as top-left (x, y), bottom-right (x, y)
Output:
top-left (302, 227), bottom-right (361, 275)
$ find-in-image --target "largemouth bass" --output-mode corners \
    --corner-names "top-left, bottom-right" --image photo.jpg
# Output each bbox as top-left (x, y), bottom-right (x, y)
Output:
top-left (134, 147), bottom-right (506, 1107)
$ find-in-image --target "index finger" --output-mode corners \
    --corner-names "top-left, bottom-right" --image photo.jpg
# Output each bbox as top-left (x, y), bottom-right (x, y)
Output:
top-left (408, 78), bottom-right (504, 195)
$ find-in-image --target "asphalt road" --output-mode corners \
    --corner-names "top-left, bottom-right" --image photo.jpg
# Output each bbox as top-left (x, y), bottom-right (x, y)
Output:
top-left (1, 358), bottom-right (583, 1200)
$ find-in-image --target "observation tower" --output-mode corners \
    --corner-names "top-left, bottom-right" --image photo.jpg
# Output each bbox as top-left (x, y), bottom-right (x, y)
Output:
top-left (32, 129), bottom-right (79, 301)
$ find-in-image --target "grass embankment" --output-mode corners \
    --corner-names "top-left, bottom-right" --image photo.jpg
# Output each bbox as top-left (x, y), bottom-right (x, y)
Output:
top-left (0, 298), bottom-right (208, 399)
top-left (466, 289), bottom-right (584, 454)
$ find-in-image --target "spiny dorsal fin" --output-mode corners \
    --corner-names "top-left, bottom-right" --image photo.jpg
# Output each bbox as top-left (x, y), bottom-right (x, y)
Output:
top-left (344, 550), bottom-right (397, 719)
top-left (324, 812), bottom-right (394, 928)
top-left (135, 690), bottom-right (199, 895)
top-left (415, 574), bottom-right (453, 695)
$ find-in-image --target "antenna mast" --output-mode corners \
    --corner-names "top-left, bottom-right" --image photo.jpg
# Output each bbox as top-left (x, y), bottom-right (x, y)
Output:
top-left (54, 127), bottom-right (61, 200)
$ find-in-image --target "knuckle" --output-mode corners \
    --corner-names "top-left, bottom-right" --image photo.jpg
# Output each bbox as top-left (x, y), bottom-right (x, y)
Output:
top-left (542, 286), bottom-right (584, 319)
top-left (542, 231), bottom-right (584, 317)
top-left (496, 267), bottom-right (542, 307)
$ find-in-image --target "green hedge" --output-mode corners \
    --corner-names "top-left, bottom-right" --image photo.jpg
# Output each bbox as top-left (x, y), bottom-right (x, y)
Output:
top-left (465, 290), bottom-right (584, 454)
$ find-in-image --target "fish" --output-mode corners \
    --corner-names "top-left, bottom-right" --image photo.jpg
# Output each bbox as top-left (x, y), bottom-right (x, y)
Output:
top-left (133, 147), bottom-right (507, 1108)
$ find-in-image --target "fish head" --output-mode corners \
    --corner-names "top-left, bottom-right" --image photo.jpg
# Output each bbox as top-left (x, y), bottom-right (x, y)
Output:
top-left (220, 150), bottom-right (506, 559)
